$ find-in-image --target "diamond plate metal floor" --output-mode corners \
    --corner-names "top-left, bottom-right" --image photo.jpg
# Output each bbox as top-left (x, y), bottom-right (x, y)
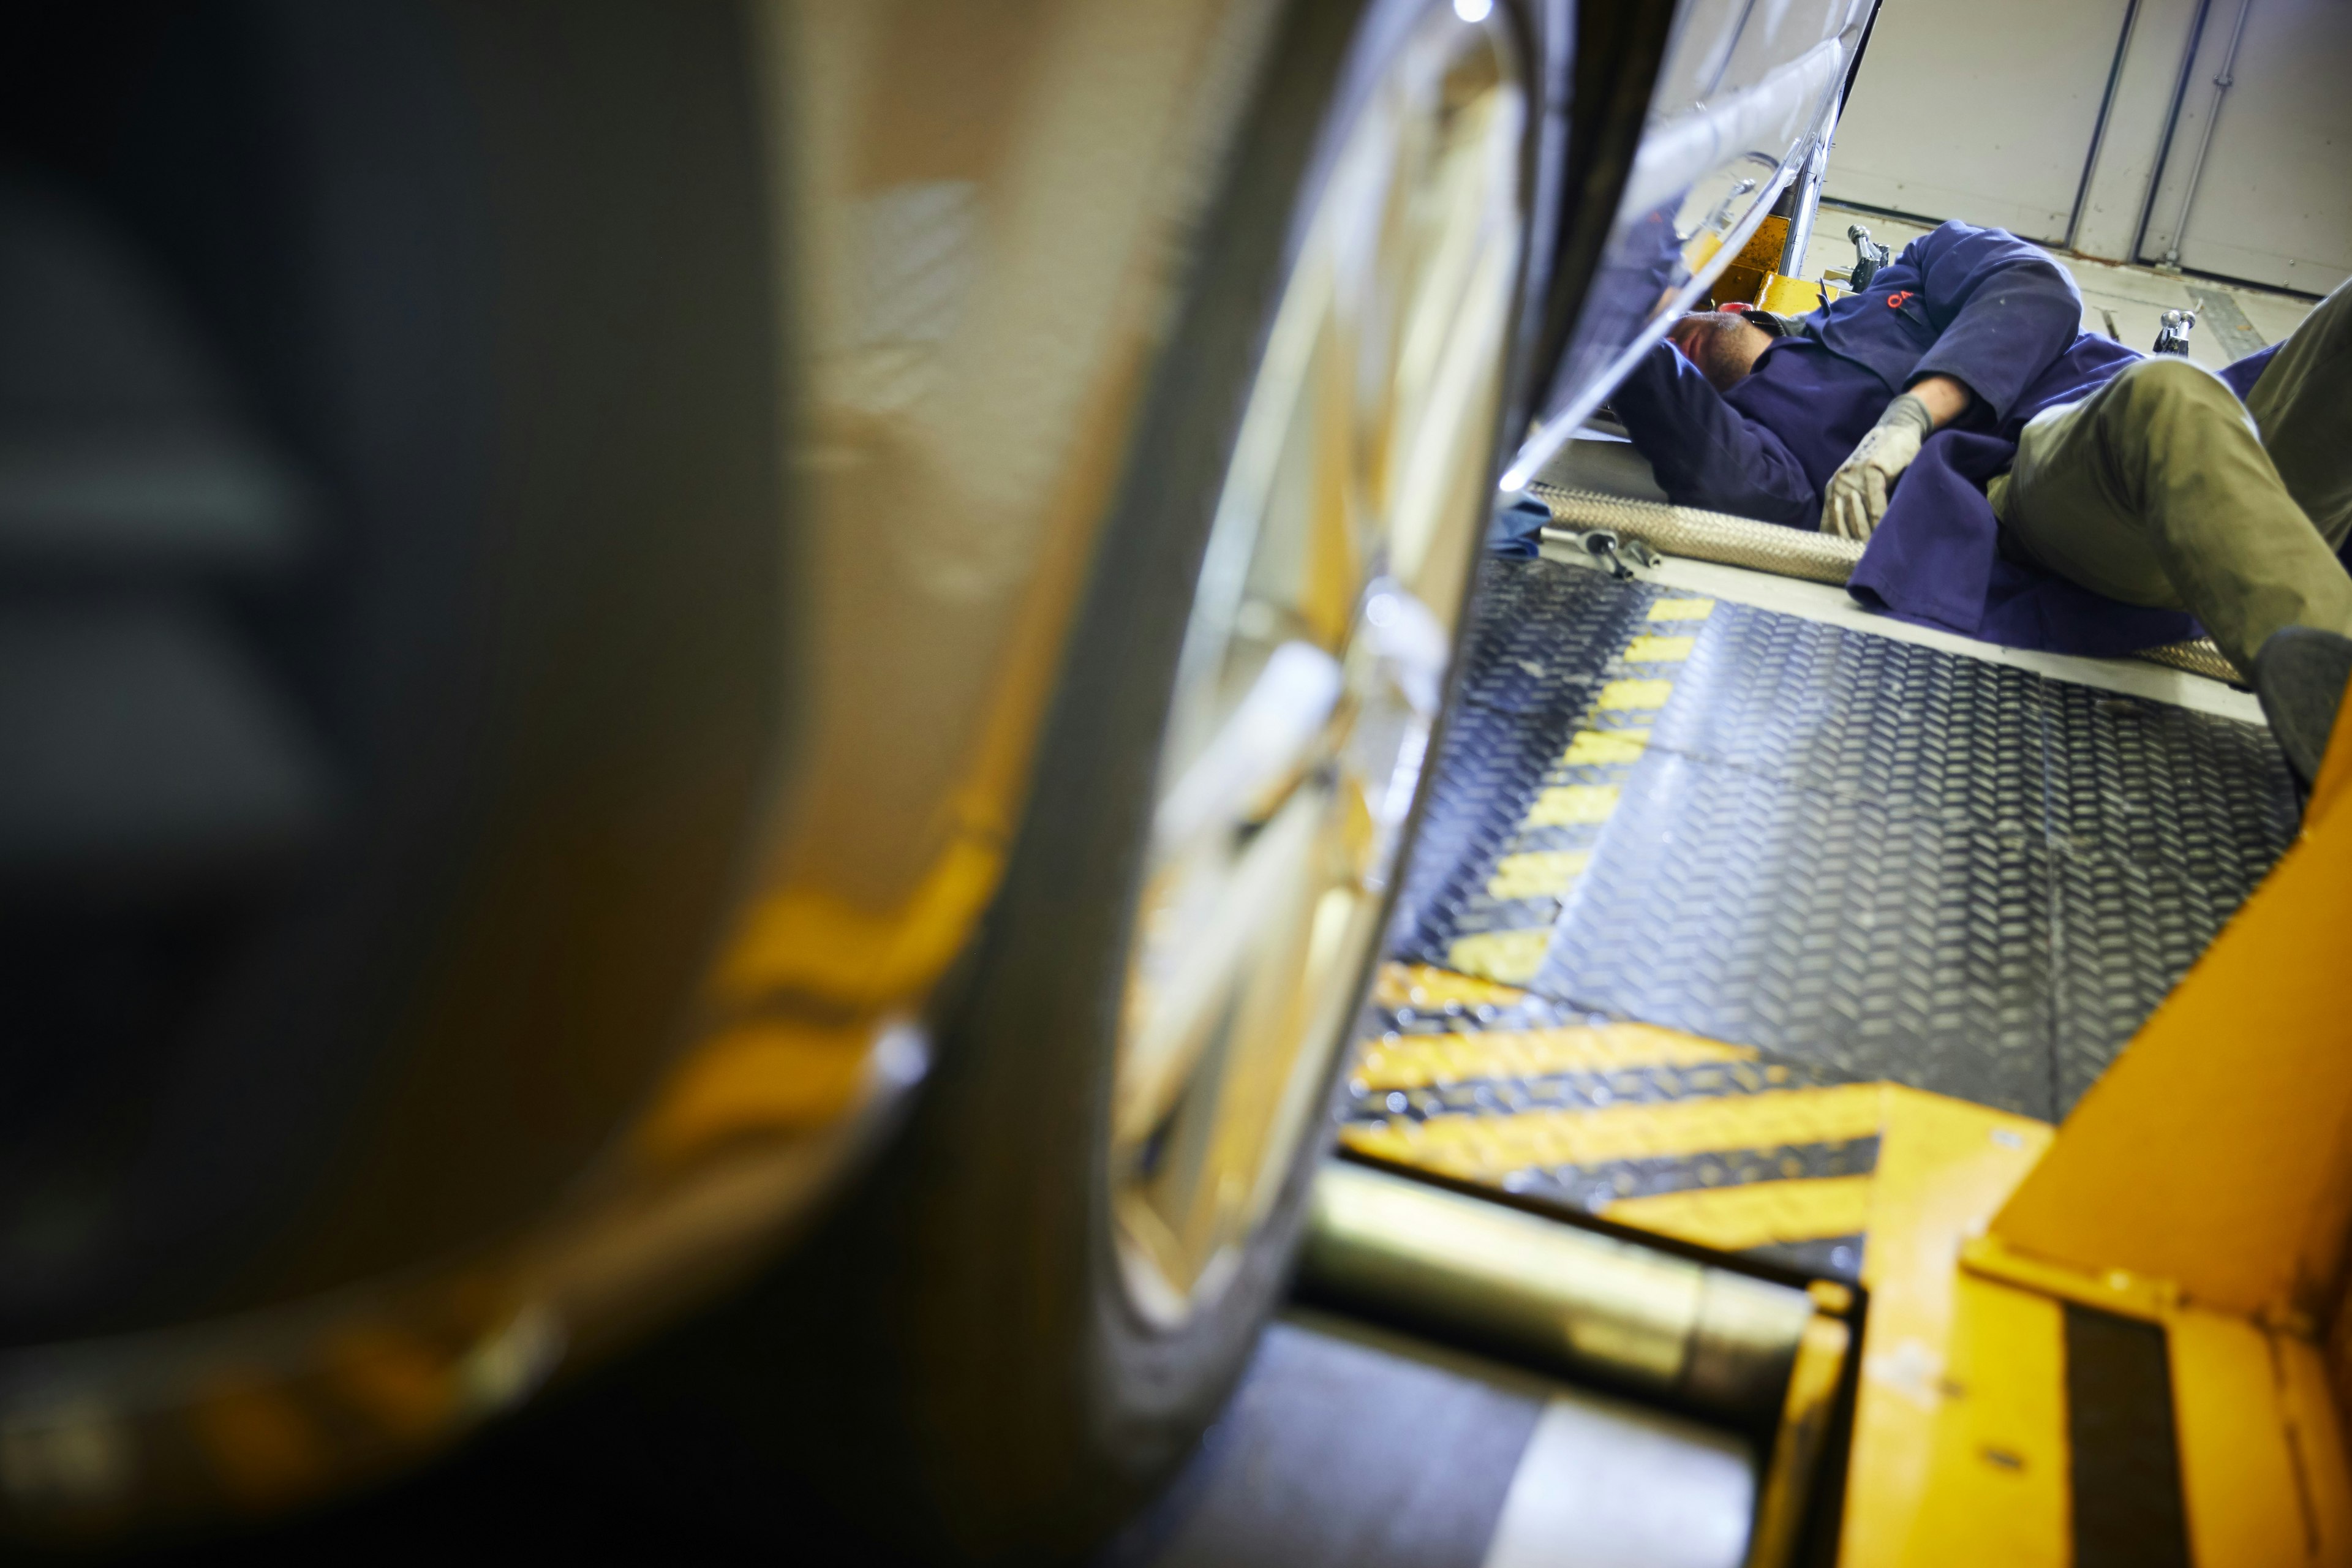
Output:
top-left (1393, 559), bottom-right (2299, 1121)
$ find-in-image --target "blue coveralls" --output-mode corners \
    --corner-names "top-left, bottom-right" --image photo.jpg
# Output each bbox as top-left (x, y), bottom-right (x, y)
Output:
top-left (1609, 220), bottom-right (2280, 657)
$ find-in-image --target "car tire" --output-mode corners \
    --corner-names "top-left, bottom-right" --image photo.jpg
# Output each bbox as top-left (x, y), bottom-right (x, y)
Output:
top-left (570, 1), bottom-right (1545, 1559)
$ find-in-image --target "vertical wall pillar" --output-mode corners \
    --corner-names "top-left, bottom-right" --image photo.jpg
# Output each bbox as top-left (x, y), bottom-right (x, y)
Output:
top-left (2070, 0), bottom-right (2207, 260)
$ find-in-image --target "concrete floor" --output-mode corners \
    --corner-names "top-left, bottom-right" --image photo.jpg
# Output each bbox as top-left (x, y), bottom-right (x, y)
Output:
top-left (1803, 202), bottom-right (2321, 370)
top-left (1099, 1312), bottom-right (1754, 1568)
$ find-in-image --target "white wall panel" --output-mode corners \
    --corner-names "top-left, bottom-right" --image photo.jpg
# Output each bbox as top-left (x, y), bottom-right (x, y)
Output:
top-left (1823, 0), bottom-right (2135, 243)
top-left (2140, 0), bottom-right (2352, 294)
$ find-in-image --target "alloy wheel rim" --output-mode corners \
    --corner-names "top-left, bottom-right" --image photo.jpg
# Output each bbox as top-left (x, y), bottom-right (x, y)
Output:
top-left (1109, 2), bottom-right (1528, 1327)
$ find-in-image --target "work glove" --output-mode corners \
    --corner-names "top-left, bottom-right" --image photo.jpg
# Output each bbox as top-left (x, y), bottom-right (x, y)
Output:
top-left (1821, 393), bottom-right (1935, 541)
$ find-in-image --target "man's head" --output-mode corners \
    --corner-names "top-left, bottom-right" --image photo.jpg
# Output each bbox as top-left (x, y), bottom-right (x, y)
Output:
top-left (1667, 311), bottom-right (1773, 393)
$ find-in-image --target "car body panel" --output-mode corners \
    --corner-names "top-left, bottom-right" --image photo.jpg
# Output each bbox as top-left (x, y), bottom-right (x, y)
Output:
top-left (1504, 0), bottom-right (1872, 488)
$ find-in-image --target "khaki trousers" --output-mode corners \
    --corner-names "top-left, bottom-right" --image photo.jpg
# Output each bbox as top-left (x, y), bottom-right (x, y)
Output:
top-left (1989, 277), bottom-right (2352, 676)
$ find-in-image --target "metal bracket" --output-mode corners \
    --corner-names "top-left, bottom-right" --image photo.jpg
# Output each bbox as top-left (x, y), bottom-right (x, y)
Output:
top-left (1576, 529), bottom-right (1657, 580)
top-left (2154, 308), bottom-right (2197, 356)
top-left (1847, 224), bottom-right (1892, 292)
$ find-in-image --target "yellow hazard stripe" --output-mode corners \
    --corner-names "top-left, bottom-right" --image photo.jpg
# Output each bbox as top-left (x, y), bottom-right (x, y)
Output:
top-left (1487, 849), bottom-right (1591, 899)
top-left (1562, 729), bottom-right (1648, 766)
top-left (1431, 596), bottom-right (1721, 992)
top-left (1354, 1022), bottom-right (1755, 1091)
top-left (1597, 678), bottom-right (1675, 710)
top-left (1447, 929), bottom-right (1551, 983)
top-left (1371, 960), bottom-right (1530, 1012)
top-left (1600, 1175), bottom-right (1875, 1252)
top-left (1340, 1082), bottom-right (1885, 1182)
top-left (1528, 785), bottom-right (1620, 825)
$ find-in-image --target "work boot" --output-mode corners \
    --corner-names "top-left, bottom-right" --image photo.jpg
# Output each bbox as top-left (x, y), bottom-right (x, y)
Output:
top-left (2254, 627), bottom-right (2352, 793)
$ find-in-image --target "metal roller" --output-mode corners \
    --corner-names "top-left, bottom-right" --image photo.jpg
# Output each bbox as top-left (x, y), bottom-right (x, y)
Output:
top-left (2132, 635), bottom-right (2241, 685)
top-left (1300, 1161), bottom-right (1815, 1426)
top-left (1532, 483), bottom-right (1860, 586)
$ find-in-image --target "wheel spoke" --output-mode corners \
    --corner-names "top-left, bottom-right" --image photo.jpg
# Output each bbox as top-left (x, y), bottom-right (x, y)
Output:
top-left (1114, 783), bottom-right (1329, 1154)
top-left (1152, 641), bottom-right (1342, 850)
top-left (1109, 6), bottom-right (1526, 1324)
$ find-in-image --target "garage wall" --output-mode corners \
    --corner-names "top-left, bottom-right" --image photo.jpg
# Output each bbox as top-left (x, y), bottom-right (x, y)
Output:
top-left (2135, 0), bottom-right (2352, 294)
top-left (1825, 0), bottom-right (2352, 295)
top-left (1825, 0), bottom-right (2134, 246)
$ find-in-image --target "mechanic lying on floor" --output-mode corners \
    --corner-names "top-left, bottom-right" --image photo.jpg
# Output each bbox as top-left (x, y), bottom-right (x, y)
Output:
top-left (1608, 218), bottom-right (2352, 782)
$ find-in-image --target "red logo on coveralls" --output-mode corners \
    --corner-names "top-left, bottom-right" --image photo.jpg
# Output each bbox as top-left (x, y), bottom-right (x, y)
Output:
top-left (1887, 290), bottom-right (1915, 309)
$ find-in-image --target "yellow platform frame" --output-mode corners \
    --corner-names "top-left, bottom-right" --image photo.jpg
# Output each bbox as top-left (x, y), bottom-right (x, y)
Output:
top-left (1703, 216), bottom-right (1849, 317)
